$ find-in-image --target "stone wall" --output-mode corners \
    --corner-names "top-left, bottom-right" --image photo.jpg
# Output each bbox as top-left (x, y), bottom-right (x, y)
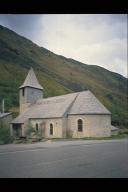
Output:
top-left (26, 87), bottom-right (43, 104)
top-left (19, 114), bottom-right (111, 138)
top-left (19, 103), bottom-right (31, 114)
top-left (19, 87), bottom-right (43, 114)
top-left (68, 114), bottom-right (111, 138)
top-left (29, 118), bottom-right (63, 138)
top-left (62, 118), bottom-right (67, 138)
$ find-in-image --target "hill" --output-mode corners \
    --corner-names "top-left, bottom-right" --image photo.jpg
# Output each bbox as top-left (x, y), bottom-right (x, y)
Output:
top-left (0, 25), bottom-right (127, 128)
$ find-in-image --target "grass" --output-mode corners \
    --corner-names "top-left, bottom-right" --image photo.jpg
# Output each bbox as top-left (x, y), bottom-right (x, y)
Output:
top-left (0, 125), bottom-right (13, 144)
top-left (0, 132), bottom-right (127, 145)
top-left (118, 128), bottom-right (128, 135)
top-left (81, 134), bottom-right (128, 140)
top-left (46, 138), bottom-right (79, 141)
top-left (43, 132), bottom-right (128, 142)
top-left (0, 118), bottom-right (127, 145)
top-left (12, 138), bottom-right (44, 144)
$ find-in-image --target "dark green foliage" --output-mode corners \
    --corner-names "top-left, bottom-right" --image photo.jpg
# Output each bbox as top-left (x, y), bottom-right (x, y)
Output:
top-left (25, 123), bottom-right (42, 143)
top-left (0, 120), bottom-right (13, 144)
top-left (26, 123), bottom-right (35, 136)
top-left (106, 93), bottom-right (113, 101)
top-left (0, 25), bottom-right (127, 128)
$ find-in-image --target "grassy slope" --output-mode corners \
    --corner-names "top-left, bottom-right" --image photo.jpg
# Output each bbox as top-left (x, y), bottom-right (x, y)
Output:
top-left (0, 25), bottom-right (127, 127)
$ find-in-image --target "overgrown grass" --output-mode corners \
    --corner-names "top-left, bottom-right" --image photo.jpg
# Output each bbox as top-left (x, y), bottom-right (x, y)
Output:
top-left (47, 129), bottom-right (128, 141)
top-left (12, 138), bottom-right (44, 144)
top-left (81, 135), bottom-right (128, 140)
top-left (118, 128), bottom-right (128, 135)
top-left (75, 127), bottom-right (127, 141)
top-left (49, 138), bottom-right (80, 141)
top-left (0, 126), bottom-right (13, 144)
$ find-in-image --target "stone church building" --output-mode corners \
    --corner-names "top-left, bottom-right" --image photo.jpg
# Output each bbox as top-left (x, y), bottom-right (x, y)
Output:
top-left (11, 68), bottom-right (112, 138)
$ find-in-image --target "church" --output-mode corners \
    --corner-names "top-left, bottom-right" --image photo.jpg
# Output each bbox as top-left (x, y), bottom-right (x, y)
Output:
top-left (11, 68), bottom-right (112, 138)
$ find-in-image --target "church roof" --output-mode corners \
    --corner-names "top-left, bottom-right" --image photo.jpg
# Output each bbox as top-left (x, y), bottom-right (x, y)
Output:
top-left (68, 91), bottom-right (111, 115)
top-left (0, 112), bottom-right (12, 118)
top-left (19, 68), bottom-right (43, 90)
top-left (12, 90), bottom-right (111, 124)
top-left (111, 125), bottom-right (119, 131)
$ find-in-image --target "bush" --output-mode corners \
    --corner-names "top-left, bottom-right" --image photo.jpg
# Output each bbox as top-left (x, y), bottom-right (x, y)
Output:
top-left (119, 128), bottom-right (128, 135)
top-left (26, 123), bottom-right (35, 136)
top-left (0, 120), bottom-right (13, 144)
top-left (26, 123), bottom-right (42, 142)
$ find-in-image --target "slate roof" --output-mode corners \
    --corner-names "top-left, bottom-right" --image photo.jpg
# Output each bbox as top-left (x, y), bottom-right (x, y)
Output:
top-left (111, 126), bottom-right (119, 131)
top-left (12, 90), bottom-right (111, 124)
top-left (12, 92), bottom-right (78, 123)
top-left (0, 112), bottom-right (12, 118)
top-left (19, 68), bottom-right (43, 90)
top-left (68, 91), bottom-right (111, 115)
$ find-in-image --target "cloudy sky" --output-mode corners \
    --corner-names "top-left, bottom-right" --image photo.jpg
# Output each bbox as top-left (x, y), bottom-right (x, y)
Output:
top-left (0, 14), bottom-right (127, 77)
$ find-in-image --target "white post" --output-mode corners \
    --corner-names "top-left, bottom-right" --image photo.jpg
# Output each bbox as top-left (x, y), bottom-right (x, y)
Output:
top-left (10, 124), bottom-right (13, 136)
top-left (2, 99), bottom-right (4, 113)
top-left (22, 125), bottom-right (24, 137)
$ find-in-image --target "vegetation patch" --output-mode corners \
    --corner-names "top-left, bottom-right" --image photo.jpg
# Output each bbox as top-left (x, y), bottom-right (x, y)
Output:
top-left (81, 133), bottom-right (128, 140)
top-left (0, 120), bottom-right (13, 144)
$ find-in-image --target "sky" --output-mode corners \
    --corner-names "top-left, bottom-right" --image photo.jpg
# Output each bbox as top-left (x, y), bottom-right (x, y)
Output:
top-left (0, 14), bottom-right (127, 77)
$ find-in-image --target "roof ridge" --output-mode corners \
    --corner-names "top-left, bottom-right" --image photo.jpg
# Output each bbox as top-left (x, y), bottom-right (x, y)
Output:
top-left (66, 92), bottom-right (81, 115)
top-left (37, 90), bottom-right (88, 102)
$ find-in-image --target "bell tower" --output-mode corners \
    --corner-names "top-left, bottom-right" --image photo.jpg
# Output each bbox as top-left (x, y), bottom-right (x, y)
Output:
top-left (19, 68), bottom-right (43, 114)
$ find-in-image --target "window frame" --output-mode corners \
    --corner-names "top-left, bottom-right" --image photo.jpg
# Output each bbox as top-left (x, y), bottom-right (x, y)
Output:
top-left (22, 88), bottom-right (25, 96)
top-left (77, 119), bottom-right (83, 132)
top-left (49, 123), bottom-right (53, 135)
top-left (36, 123), bottom-right (39, 131)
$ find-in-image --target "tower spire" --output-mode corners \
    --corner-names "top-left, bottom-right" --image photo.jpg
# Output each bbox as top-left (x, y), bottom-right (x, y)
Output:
top-left (19, 68), bottom-right (43, 114)
top-left (20, 68), bottom-right (43, 90)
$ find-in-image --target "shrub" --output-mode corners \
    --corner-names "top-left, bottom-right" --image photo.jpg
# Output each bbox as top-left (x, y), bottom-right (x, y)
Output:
top-left (26, 123), bottom-right (42, 142)
top-left (0, 120), bottom-right (13, 144)
top-left (26, 123), bottom-right (35, 136)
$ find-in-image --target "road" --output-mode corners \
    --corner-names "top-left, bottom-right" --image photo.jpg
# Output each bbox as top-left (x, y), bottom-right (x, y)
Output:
top-left (0, 139), bottom-right (128, 178)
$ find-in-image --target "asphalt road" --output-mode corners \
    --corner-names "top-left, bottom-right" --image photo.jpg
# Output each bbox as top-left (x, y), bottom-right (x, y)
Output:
top-left (0, 139), bottom-right (128, 178)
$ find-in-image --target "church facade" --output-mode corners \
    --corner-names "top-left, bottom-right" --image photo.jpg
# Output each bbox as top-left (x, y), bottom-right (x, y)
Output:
top-left (11, 68), bottom-right (112, 138)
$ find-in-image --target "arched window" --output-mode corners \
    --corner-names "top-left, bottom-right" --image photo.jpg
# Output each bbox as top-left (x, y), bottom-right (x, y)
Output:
top-left (50, 123), bottom-right (53, 135)
top-left (22, 88), bottom-right (25, 96)
top-left (36, 123), bottom-right (39, 131)
top-left (78, 119), bottom-right (83, 132)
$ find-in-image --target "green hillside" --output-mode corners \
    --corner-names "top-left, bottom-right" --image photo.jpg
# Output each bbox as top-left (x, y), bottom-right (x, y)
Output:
top-left (0, 25), bottom-right (127, 128)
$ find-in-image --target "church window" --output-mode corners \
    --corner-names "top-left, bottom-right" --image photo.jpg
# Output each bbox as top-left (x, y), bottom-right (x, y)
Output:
top-left (36, 123), bottom-right (39, 131)
top-left (78, 119), bottom-right (83, 132)
top-left (22, 88), bottom-right (25, 96)
top-left (50, 123), bottom-right (53, 135)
